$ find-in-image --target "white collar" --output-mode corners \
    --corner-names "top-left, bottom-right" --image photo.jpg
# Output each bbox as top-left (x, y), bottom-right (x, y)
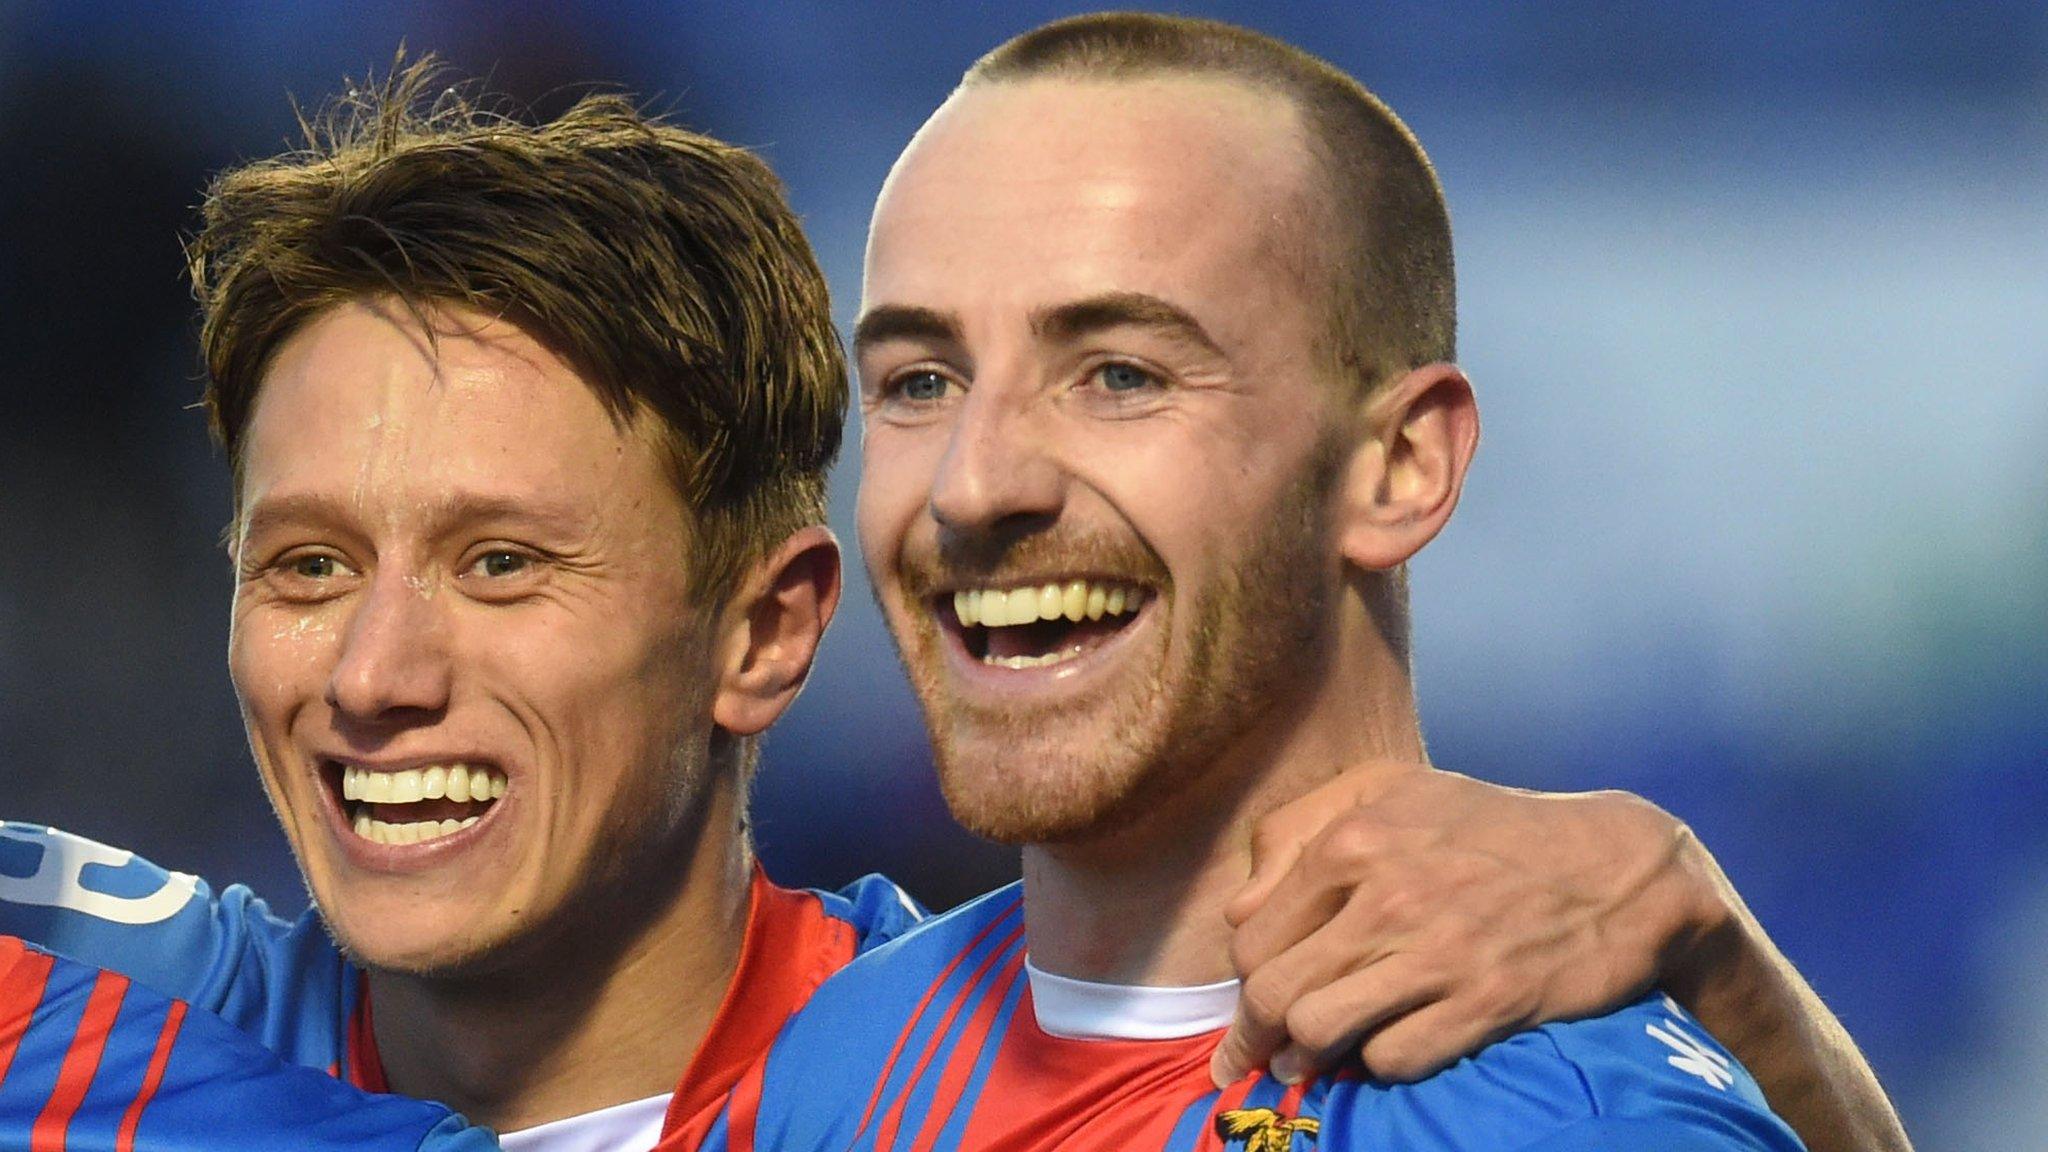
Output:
top-left (496, 1092), bottom-right (671, 1152)
top-left (1025, 957), bottom-right (1240, 1041)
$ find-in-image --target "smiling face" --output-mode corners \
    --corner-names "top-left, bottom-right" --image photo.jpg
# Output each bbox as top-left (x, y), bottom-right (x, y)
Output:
top-left (231, 298), bottom-right (718, 977)
top-left (856, 77), bottom-right (1357, 844)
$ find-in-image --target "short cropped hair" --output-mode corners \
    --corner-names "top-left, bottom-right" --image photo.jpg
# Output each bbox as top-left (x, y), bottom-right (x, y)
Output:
top-left (966, 12), bottom-right (1455, 395)
top-left (189, 57), bottom-right (845, 604)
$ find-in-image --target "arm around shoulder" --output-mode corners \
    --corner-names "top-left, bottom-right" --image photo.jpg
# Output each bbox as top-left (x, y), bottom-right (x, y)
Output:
top-left (1658, 825), bottom-right (1913, 1152)
top-left (0, 822), bottom-right (349, 1061)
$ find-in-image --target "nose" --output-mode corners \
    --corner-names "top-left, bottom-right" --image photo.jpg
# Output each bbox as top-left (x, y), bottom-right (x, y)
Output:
top-left (325, 569), bottom-right (453, 724)
top-left (927, 387), bottom-right (1065, 538)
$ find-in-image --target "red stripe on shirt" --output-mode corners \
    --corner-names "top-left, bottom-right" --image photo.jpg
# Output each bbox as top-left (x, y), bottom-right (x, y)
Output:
top-left (0, 940), bottom-right (57, 1091)
top-left (951, 985), bottom-right (1233, 1152)
top-left (1190, 1078), bottom-right (1259, 1152)
top-left (32, 967), bottom-right (130, 1151)
top-left (114, 1000), bottom-right (186, 1152)
top-left (870, 922), bottom-right (1027, 1152)
top-left (905, 949), bottom-right (1028, 1152)
top-left (845, 898), bottom-right (1024, 1152)
top-left (652, 869), bottom-right (871, 1151)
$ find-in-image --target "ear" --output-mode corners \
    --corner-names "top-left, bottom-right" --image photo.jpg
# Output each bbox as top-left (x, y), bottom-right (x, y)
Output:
top-left (710, 525), bottom-right (843, 736)
top-left (1334, 363), bottom-right (1480, 570)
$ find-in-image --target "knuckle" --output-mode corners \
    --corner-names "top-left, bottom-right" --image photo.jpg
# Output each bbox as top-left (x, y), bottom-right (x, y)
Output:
top-left (1248, 816), bottom-right (1291, 860)
top-left (1238, 971), bottom-right (1295, 1026)
top-left (1468, 971), bottom-right (1515, 1022)
top-left (1311, 819), bottom-right (1383, 873)
top-left (1485, 971), bottom-right (1542, 1029)
top-left (1285, 1000), bottom-right (1349, 1054)
top-left (1372, 885), bottom-right (1425, 926)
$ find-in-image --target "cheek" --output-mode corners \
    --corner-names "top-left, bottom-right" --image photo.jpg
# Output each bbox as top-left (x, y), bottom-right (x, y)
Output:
top-left (228, 605), bottom-right (341, 720)
top-left (502, 601), bottom-right (704, 735)
top-left (855, 451), bottom-right (925, 580)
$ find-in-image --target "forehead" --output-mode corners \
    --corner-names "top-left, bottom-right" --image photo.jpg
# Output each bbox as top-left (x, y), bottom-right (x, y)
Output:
top-left (240, 299), bottom-right (655, 512)
top-left (864, 76), bottom-right (1320, 321)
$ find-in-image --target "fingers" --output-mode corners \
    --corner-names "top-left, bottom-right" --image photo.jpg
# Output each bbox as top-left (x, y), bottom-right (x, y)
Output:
top-left (1227, 759), bottom-right (1425, 927)
top-left (1214, 911), bottom-right (1361, 1085)
top-left (1231, 804), bottom-right (1425, 978)
top-left (1215, 910), bottom-right (1436, 1086)
top-left (1355, 996), bottom-right (1523, 1083)
top-left (1266, 955), bottom-right (1445, 1081)
top-left (1221, 767), bottom-right (1706, 1092)
top-left (1267, 965), bottom-right (1535, 1086)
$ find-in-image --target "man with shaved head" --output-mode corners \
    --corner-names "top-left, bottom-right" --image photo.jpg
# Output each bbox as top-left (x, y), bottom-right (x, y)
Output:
top-left (728, 14), bottom-right (1899, 1152)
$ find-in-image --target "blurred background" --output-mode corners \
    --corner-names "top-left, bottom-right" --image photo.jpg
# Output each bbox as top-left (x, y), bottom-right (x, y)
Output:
top-left (0, 1), bottom-right (2041, 1144)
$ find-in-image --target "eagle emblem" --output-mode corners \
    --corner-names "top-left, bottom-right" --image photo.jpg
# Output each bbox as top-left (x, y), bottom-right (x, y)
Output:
top-left (1215, 1107), bottom-right (1320, 1152)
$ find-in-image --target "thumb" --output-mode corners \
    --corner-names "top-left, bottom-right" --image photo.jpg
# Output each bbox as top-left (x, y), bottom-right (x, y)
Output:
top-left (1209, 996), bottom-right (1286, 1089)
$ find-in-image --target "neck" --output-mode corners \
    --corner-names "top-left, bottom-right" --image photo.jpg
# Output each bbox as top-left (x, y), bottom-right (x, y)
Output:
top-left (366, 771), bottom-right (751, 1133)
top-left (1023, 596), bottom-right (1427, 986)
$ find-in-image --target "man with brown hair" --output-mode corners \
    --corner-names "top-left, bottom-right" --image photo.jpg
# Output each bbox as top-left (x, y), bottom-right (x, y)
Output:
top-left (6, 62), bottom-right (923, 1150)
top-left (729, 12), bottom-right (1897, 1152)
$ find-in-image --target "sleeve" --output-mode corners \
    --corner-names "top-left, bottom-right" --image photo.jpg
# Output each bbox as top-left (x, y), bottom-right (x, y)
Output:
top-left (1506, 1116), bottom-right (1797, 1151)
top-left (820, 873), bottom-right (928, 954)
top-left (0, 823), bottom-right (352, 1070)
top-left (1532, 994), bottom-right (1806, 1152)
top-left (0, 935), bottom-right (498, 1152)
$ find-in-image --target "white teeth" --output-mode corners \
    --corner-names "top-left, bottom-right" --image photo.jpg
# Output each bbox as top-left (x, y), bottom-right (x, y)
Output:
top-left (350, 814), bottom-right (483, 846)
top-left (947, 581), bottom-right (1148, 629)
top-left (339, 762), bottom-right (508, 810)
top-left (390, 769), bottom-right (423, 803)
top-left (1037, 583), bottom-right (1062, 620)
top-left (1008, 590), bottom-right (1042, 627)
top-left (987, 649), bottom-right (1082, 670)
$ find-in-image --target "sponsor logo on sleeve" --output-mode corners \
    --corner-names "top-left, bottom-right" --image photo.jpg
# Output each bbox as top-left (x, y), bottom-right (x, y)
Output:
top-left (0, 825), bottom-right (199, 925)
top-left (1646, 995), bottom-right (1736, 1091)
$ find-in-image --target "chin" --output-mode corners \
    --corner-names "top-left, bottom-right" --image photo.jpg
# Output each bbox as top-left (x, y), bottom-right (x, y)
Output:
top-left (933, 735), bottom-right (1161, 847)
top-left (323, 904), bottom-right (489, 978)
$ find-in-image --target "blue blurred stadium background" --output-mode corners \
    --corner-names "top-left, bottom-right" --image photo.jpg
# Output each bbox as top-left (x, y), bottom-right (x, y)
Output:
top-left (1, 3), bottom-right (2041, 1145)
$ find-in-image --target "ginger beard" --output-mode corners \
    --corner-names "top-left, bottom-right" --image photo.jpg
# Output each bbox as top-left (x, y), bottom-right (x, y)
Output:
top-left (883, 456), bottom-right (1341, 846)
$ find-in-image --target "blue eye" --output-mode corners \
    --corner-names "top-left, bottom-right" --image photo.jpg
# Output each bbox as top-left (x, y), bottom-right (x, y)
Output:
top-left (897, 371), bottom-right (951, 401)
top-left (1096, 362), bottom-right (1156, 392)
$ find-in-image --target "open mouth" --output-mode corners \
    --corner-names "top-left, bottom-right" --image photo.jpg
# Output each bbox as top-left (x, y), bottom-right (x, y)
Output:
top-left (326, 761), bottom-right (507, 846)
top-left (942, 579), bottom-right (1150, 669)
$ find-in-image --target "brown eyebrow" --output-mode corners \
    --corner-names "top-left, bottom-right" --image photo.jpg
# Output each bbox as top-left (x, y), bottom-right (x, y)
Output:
top-left (238, 491), bottom-right (590, 544)
top-left (854, 292), bottom-right (1225, 361)
top-left (1030, 292), bottom-right (1224, 359)
top-left (852, 305), bottom-right (963, 357)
